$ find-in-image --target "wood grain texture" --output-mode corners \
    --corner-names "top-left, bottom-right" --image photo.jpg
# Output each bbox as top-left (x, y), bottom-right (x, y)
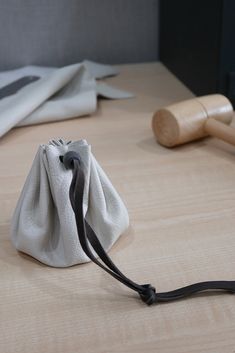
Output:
top-left (1, 62), bottom-right (235, 353)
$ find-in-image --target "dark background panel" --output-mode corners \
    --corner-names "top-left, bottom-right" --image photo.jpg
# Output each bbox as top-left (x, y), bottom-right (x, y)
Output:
top-left (160, 0), bottom-right (222, 95)
top-left (219, 0), bottom-right (235, 100)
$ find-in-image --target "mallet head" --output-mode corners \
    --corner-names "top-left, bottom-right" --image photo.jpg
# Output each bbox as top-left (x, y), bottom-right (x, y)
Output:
top-left (152, 94), bottom-right (233, 147)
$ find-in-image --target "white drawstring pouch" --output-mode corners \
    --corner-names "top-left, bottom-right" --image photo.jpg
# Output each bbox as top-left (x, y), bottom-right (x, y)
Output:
top-left (10, 139), bottom-right (235, 305)
top-left (11, 139), bottom-right (129, 267)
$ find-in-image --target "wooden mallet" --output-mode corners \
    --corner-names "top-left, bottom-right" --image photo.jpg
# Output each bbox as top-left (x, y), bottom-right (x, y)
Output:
top-left (152, 94), bottom-right (235, 147)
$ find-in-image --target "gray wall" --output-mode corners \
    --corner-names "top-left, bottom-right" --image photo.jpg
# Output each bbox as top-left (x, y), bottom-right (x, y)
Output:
top-left (0, 0), bottom-right (159, 70)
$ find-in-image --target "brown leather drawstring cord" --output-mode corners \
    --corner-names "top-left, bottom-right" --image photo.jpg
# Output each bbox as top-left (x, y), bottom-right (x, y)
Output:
top-left (61, 151), bottom-right (235, 305)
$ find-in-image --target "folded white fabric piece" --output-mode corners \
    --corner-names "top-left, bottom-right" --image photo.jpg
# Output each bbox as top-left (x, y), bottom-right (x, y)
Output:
top-left (0, 61), bottom-right (133, 138)
top-left (11, 139), bottom-right (129, 267)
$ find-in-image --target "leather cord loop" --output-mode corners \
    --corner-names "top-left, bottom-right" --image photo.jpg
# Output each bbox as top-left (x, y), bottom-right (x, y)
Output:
top-left (61, 151), bottom-right (81, 170)
top-left (60, 151), bottom-right (235, 305)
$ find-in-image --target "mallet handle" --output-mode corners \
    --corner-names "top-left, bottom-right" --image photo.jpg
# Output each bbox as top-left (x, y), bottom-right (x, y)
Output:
top-left (205, 117), bottom-right (235, 146)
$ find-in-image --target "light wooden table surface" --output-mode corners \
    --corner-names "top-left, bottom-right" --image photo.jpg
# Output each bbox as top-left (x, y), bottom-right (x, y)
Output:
top-left (1, 62), bottom-right (235, 353)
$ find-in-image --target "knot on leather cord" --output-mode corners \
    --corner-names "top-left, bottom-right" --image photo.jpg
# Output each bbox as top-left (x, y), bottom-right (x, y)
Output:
top-left (60, 151), bottom-right (81, 170)
top-left (139, 284), bottom-right (157, 305)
